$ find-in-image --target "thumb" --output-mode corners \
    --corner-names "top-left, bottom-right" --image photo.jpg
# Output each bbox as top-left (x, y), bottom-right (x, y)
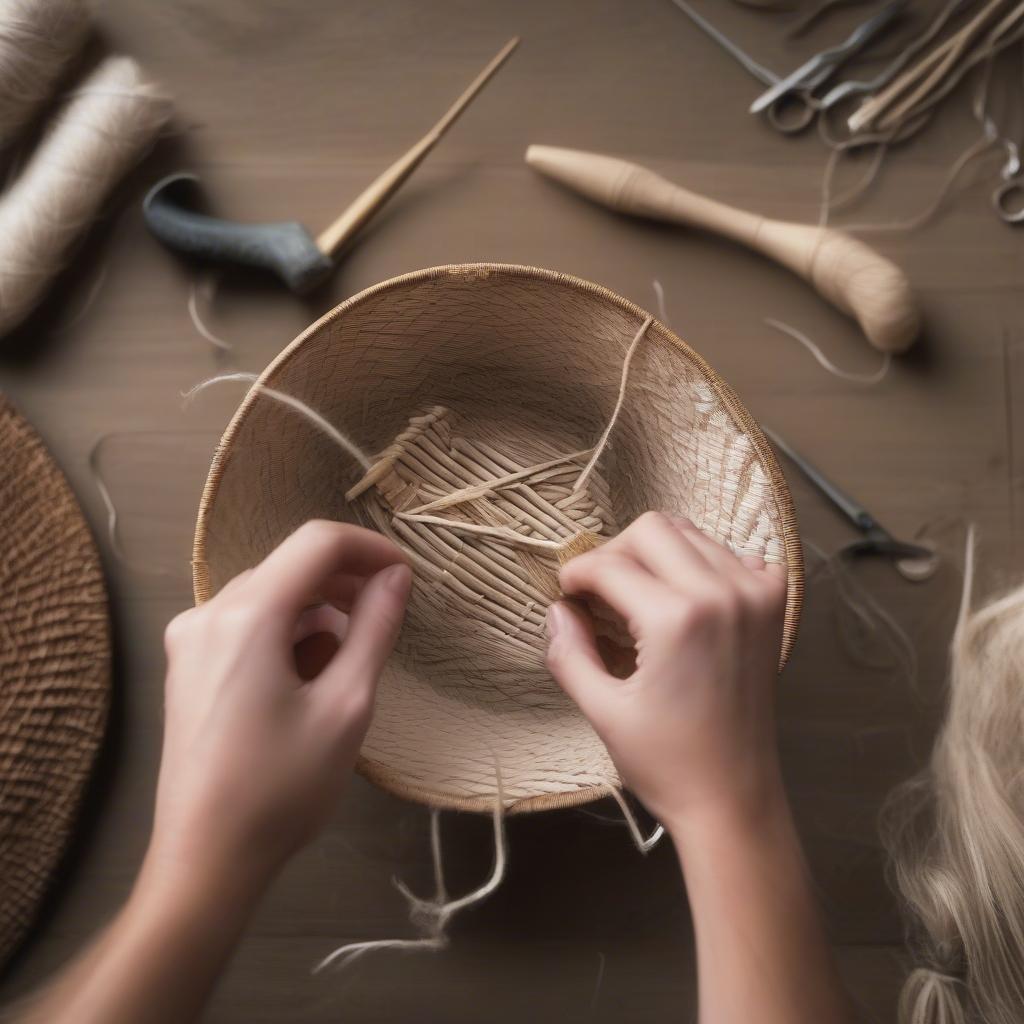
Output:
top-left (319, 563), bottom-right (411, 698)
top-left (546, 601), bottom-right (616, 724)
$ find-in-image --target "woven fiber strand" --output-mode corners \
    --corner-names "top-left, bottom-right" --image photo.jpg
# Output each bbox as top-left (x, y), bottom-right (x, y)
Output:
top-left (0, 394), bottom-right (110, 967)
top-left (193, 264), bottom-right (802, 814)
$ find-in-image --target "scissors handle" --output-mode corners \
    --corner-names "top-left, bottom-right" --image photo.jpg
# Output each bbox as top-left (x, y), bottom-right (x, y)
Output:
top-left (994, 177), bottom-right (1024, 224)
top-left (751, 0), bottom-right (906, 115)
top-left (766, 92), bottom-right (819, 134)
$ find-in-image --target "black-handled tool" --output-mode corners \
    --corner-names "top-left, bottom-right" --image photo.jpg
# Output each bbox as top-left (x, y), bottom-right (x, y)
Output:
top-left (764, 427), bottom-right (938, 579)
top-left (143, 38), bottom-right (518, 293)
top-left (144, 174), bottom-right (334, 293)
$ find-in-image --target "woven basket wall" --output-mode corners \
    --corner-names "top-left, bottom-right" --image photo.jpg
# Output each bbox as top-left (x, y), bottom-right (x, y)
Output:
top-left (193, 264), bottom-right (802, 814)
top-left (0, 394), bottom-right (110, 967)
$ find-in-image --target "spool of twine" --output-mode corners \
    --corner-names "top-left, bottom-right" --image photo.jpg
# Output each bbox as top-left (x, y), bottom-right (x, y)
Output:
top-left (0, 0), bottom-right (90, 151)
top-left (0, 55), bottom-right (172, 339)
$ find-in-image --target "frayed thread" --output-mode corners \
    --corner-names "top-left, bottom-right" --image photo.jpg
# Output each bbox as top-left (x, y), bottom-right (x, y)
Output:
top-left (183, 372), bottom-right (374, 471)
top-left (765, 318), bottom-right (891, 385)
top-left (573, 316), bottom-right (652, 492)
top-left (313, 768), bottom-right (508, 975)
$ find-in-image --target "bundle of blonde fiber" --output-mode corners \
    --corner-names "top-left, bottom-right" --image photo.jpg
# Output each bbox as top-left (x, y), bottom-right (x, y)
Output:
top-left (0, 0), bottom-right (89, 150)
top-left (883, 542), bottom-right (1024, 1024)
top-left (0, 56), bottom-right (171, 337)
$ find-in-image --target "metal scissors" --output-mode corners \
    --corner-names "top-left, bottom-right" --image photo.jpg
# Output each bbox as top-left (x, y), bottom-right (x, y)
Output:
top-left (668, 0), bottom-right (907, 134)
top-left (987, 50), bottom-right (1024, 225)
top-left (992, 142), bottom-right (1024, 224)
top-left (764, 428), bottom-right (938, 580)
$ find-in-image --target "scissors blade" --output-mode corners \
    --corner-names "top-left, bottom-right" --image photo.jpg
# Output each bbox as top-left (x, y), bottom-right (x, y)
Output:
top-left (763, 428), bottom-right (877, 532)
top-left (667, 0), bottom-right (780, 88)
top-left (750, 0), bottom-right (907, 114)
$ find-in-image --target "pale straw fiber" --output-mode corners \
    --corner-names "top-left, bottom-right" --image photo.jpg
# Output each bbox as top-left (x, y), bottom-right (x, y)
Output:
top-left (193, 264), bottom-right (802, 813)
top-left (0, 56), bottom-right (171, 338)
top-left (0, 0), bottom-right (89, 151)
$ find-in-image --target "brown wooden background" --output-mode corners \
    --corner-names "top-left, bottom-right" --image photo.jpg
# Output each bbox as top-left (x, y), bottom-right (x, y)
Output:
top-left (1, 1), bottom-right (1022, 1021)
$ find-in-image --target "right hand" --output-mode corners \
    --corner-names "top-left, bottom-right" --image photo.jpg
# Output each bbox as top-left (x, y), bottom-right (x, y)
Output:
top-left (545, 512), bottom-right (787, 830)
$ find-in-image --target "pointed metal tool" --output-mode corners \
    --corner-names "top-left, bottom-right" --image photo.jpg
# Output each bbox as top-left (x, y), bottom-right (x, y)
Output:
top-left (764, 427), bottom-right (938, 580)
top-left (750, 0), bottom-right (906, 114)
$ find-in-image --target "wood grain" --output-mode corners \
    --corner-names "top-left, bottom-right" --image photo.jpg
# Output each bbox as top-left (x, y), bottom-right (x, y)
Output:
top-left (0, 1), bottom-right (1020, 1020)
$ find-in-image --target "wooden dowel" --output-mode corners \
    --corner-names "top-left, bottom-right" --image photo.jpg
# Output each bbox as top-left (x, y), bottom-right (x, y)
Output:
top-left (316, 37), bottom-right (519, 257)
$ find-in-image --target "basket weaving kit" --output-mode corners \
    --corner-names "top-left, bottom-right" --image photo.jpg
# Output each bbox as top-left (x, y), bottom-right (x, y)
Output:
top-left (7, 2), bottom-right (1024, 1017)
top-left (194, 264), bottom-right (803, 813)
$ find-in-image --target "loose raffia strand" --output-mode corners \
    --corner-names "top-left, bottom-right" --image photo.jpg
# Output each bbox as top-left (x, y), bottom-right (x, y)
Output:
top-left (815, 0), bottom-right (970, 226)
top-left (313, 764), bottom-right (509, 974)
top-left (573, 316), bottom-right (653, 492)
top-left (88, 435), bottom-right (177, 578)
top-left (804, 539), bottom-right (919, 688)
top-left (842, 132), bottom-right (999, 235)
top-left (816, 104), bottom-right (931, 227)
top-left (601, 783), bottom-right (665, 853)
top-left (652, 279), bottom-right (670, 327)
top-left (183, 373), bottom-right (374, 471)
top-left (765, 318), bottom-right (891, 385)
top-left (188, 271), bottom-right (233, 352)
top-left (838, 43), bottom-right (1007, 234)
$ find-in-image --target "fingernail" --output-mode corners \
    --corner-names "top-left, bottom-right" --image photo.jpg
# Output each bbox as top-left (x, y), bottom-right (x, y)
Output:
top-left (381, 563), bottom-right (412, 595)
top-left (547, 602), bottom-right (567, 639)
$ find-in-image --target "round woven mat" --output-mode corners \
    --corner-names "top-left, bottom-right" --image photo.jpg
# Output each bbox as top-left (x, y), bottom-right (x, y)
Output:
top-left (0, 394), bottom-right (110, 968)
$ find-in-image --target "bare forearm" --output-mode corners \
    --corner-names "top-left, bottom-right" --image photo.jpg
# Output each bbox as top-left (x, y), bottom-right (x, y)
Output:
top-left (17, 855), bottom-right (263, 1024)
top-left (670, 779), bottom-right (853, 1024)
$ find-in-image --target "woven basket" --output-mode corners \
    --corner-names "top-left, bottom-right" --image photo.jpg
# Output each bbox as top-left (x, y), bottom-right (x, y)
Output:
top-left (0, 394), bottom-right (110, 967)
top-left (193, 264), bottom-right (801, 814)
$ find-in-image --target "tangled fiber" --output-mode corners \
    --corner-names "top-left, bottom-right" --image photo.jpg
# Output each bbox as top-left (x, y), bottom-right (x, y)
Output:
top-left (883, 534), bottom-right (1024, 1024)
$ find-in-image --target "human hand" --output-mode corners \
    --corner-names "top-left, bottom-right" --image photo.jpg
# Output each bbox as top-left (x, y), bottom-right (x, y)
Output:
top-left (147, 521), bottom-right (411, 897)
top-left (545, 512), bottom-right (787, 831)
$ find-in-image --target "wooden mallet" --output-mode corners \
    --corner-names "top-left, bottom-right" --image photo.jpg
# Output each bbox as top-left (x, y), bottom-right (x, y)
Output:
top-left (144, 38), bottom-right (519, 293)
top-left (526, 145), bottom-right (920, 353)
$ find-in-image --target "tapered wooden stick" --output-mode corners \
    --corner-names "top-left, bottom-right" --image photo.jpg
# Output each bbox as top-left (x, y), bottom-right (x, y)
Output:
top-left (526, 144), bottom-right (920, 353)
top-left (316, 37), bottom-right (519, 257)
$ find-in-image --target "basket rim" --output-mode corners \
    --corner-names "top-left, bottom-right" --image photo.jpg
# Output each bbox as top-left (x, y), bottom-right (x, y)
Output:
top-left (192, 262), bottom-right (803, 815)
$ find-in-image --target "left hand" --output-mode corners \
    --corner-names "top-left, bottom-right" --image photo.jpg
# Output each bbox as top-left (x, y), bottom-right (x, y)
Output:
top-left (146, 521), bottom-right (411, 896)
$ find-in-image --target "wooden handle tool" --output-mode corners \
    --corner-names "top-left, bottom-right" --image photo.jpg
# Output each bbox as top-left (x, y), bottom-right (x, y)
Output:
top-left (144, 39), bottom-right (519, 294)
top-left (317, 36), bottom-right (519, 257)
top-left (526, 144), bottom-right (920, 353)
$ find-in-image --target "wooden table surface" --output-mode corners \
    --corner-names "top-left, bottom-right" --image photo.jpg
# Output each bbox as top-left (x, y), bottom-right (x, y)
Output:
top-left (1, 2), bottom-right (1021, 1021)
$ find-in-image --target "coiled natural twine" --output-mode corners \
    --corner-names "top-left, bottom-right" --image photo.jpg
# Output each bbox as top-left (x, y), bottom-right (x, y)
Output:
top-left (0, 0), bottom-right (90, 151)
top-left (883, 538), bottom-right (1024, 1024)
top-left (0, 56), bottom-right (172, 337)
